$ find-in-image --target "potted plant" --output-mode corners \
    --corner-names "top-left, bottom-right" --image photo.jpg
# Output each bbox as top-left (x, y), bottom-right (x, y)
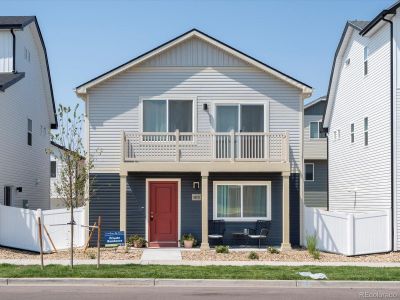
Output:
top-left (181, 233), bottom-right (195, 248)
top-left (127, 235), bottom-right (147, 248)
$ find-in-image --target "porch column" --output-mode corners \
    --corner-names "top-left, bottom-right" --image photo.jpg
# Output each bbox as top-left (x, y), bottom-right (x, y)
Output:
top-left (281, 171), bottom-right (292, 250)
top-left (200, 171), bottom-right (209, 249)
top-left (120, 173), bottom-right (127, 241)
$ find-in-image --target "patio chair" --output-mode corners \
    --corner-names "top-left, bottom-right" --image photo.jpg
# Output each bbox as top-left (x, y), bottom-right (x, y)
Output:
top-left (248, 220), bottom-right (271, 248)
top-left (208, 220), bottom-right (225, 246)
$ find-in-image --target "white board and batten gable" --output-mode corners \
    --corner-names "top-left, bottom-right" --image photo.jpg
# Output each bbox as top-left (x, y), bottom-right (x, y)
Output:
top-left (324, 1), bottom-right (400, 251)
top-left (0, 17), bottom-right (57, 209)
top-left (75, 29), bottom-right (312, 174)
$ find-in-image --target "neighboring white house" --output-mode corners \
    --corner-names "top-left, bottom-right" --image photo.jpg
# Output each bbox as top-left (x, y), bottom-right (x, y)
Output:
top-left (0, 16), bottom-right (57, 209)
top-left (75, 29), bottom-right (312, 248)
top-left (324, 1), bottom-right (400, 252)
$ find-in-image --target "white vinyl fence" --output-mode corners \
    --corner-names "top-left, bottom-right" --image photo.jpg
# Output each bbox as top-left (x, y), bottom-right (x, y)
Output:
top-left (0, 205), bottom-right (86, 253)
top-left (303, 207), bottom-right (391, 256)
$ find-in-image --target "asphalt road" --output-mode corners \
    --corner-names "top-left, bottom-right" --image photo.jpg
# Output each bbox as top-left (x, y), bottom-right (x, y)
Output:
top-left (0, 286), bottom-right (399, 300)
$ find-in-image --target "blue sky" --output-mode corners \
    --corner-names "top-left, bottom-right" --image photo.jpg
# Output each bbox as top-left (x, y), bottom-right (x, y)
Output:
top-left (2, 0), bottom-right (396, 112)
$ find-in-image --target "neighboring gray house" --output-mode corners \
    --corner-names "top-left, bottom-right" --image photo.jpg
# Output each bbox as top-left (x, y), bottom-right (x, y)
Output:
top-left (303, 96), bottom-right (327, 208)
top-left (324, 1), bottom-right (400, 252)
top-left (0, 16), bottom-right (57, 209)
top-left (50, 142), bottom-right (85, 209)
top-left (75, 29), bottom-right (312, 249)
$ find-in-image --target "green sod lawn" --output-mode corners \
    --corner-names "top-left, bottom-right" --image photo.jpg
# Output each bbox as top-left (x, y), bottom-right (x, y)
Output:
top-left (0, 264), bottom-right (399, 281)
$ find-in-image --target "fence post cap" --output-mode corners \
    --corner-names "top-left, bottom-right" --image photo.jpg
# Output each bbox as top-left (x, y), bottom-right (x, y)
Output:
top-left (35, 209), bottom-right (42, 218)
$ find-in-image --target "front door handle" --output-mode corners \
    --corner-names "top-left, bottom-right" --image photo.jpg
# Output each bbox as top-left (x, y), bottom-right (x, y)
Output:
top-left (150, 212), bottom-right (154, 221)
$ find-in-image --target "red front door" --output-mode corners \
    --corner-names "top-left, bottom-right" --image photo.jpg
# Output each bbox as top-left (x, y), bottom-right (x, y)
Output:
top-left (149, 181), bottom-right (178, 247)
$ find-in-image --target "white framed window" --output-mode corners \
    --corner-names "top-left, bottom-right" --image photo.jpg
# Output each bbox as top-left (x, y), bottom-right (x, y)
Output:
top-left (350, 123), bottom-right (355, 143)
top-left (364, 117), bottom-right (368, 146)
top-left (309, 121), bottom-right (326, 139)
top-left (364, 46), bottom-right (369, 76)
top-left (141, 98), bottom-right (196, 133)
top-left (27, 118), bottom-right (32, 146)
top-left (24, 47), bottom-right (30, 62)
top-left (50, 161), bottom-right (57, 178)
top-left (305, 163), bottom-right (314, 181)
top-left (215, 103), bottom-right (265, 133)
top-left (213, 181), bottom-right (271, 221)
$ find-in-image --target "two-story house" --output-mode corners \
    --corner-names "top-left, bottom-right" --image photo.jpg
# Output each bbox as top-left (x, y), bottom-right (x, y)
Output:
top-left (0, 16), bottom-right (57, 209)
top-left (76, 29), bottom-right (312, 249)
top-left (324, 1), bottom-right (400, 252)
top-left (304, 96), bottom-right (327, 208)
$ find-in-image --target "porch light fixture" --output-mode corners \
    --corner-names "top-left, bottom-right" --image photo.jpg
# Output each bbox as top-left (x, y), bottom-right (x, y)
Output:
top-left (16, 187), bottom-right (22, 192)
top-left (193, 182), bottom-right (200, 190)
top-left (203, 103), bottom-right (208, 111)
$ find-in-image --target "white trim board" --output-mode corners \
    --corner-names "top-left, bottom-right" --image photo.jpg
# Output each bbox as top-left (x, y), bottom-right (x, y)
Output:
top-left (212, 180), bottom-right (272, 222)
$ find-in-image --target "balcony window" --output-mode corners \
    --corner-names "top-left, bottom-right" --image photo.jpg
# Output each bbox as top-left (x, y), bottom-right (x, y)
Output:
top-left (310, 121), bottom-right (326, 139)
top-left (214, 181), bottom-right (271, 221)
top-left (216, 104), bottom-right (264, 132)
top-left (142, 99), bottom-right (193, 133)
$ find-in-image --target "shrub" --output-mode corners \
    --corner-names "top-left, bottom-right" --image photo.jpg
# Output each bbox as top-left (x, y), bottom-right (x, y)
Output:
top-left (86, 250), bottom-right (96, 259)
top-left (127, 235), bottom-right (147, 248)
top-left (182, 233), bottom-right (195, 241)
top-left (267, 247), bottom-right (280, 254)
top-left (306, 234), bottom-right (318, 255)
top-left (248, 251), bottom-right (259, 260)
top-left (215, 245), bottom-right (229, 254)
top-left (313, 250), bottom-right (320, 260)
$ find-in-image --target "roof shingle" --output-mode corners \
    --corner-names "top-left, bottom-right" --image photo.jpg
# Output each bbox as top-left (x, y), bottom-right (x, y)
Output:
top-left (0, 16), bottom-right (35, 29)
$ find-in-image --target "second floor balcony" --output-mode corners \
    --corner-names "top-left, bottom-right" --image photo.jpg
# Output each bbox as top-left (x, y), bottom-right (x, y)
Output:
top-left (122, 131), bottom-right (289, 163)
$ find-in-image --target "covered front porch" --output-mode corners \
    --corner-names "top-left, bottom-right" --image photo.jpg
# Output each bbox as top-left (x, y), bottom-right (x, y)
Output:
top-left (119, 167), bottom-right (295, 250)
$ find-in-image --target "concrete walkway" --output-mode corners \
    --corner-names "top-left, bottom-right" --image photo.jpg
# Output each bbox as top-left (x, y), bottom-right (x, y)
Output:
top-left (141, 248), bottom-right (182, 263)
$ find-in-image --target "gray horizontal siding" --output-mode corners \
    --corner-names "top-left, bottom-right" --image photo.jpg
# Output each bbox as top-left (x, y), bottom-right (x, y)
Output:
top-left (89, 173), bottom-right (120, 245)
top-left (91, 171), bottom-right (300, 247)
top-left (304, 160), bottom-right (327, 208)
top-left (304, 101), bottom-right (326, 116)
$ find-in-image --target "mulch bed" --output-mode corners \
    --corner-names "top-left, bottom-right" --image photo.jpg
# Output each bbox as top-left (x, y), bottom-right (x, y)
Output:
top-left (181, 248), bottom-right (400, 262)
top-left (0, 246), bottom-right (142, 260)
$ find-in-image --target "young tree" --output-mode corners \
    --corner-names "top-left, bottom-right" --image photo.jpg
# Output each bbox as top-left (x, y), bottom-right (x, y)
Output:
top-left (49, 104), bottom-right (94, 268)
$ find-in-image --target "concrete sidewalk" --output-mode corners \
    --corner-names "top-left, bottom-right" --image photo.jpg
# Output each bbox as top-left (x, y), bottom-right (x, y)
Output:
top-left (0, 259), bottom-right (400, 267)
top-left (0, 278), bottom-right (399, 289)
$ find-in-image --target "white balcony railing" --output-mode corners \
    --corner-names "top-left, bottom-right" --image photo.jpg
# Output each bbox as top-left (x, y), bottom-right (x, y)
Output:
top-left (122, 131), bottom-right (289, 163)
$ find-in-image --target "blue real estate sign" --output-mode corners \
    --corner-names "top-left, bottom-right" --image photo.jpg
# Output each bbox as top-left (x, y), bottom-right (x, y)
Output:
top-left (104, 231), bottom-right (125, 246)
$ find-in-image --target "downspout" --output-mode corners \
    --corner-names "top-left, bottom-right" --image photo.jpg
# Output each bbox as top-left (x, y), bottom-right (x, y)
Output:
top-left (10, 29), bottom-right (16, 73)
top-left (382, 17), bottom-right (394, 251)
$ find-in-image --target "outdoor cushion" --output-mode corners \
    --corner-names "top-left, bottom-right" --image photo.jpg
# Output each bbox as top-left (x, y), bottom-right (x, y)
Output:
top-left (208, 234), bottom-right (223, 238)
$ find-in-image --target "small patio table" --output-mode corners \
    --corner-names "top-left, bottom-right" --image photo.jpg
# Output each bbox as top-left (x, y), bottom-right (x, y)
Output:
top-left (232, 228), bottom-right (251, 246)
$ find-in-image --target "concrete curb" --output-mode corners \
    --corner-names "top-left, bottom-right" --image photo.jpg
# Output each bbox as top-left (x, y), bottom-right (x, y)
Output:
top-left (6, 278), bottom-right (155, 286)
top-left (1, 278), bottom-right (400, 288)
top-left (155, 279), bottom-right (297, 287)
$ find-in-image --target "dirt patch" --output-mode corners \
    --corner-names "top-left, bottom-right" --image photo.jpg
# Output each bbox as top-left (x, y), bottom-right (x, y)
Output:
top-left (0, 246), bottom-right (142, 260)
top-left (181, 248), bottom-right (400, 262)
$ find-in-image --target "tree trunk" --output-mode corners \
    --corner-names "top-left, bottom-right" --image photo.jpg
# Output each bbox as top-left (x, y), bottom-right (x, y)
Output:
top-left (70, 207), bottom-right (74, 269)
